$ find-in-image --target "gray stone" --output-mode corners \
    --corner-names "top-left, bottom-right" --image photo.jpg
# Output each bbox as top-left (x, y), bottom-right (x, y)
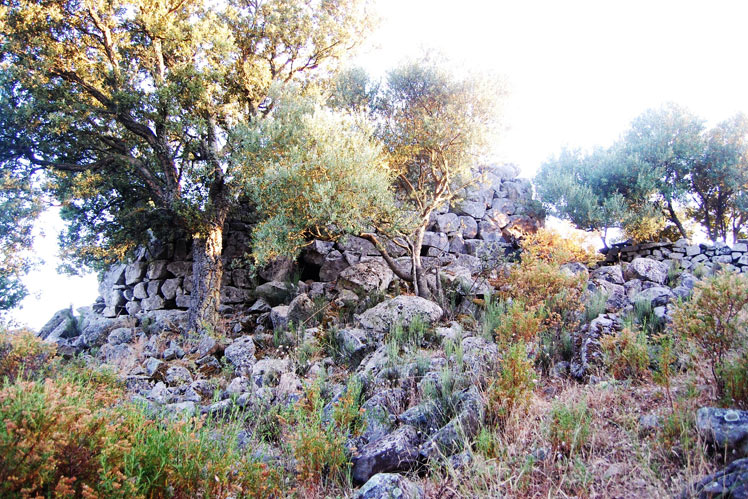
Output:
top-left (161, 278), bottom-right (182, 300)
top-left (320, 250), bottom-right (350, 282)
top-left (458, 216), bottom-right (478, 239)
top-left (591, 265), bottom-right (625, 285)
top-left (254, 281), bottom-right (290, 306)
top-left (252, 358), bottom-right (291, 388)
top-left (686, 245), bottom-right (701, 257)
top-left (139, 310), bottom-right (189, 334)
top-left (357, 296), bottom-right (443, 334)
top-left (147, 260), bottom-right (169, 280)
top-left (38, 308), bottom-right (78, 341)
top-left (355, 473), bottom-right (424, 499)
top-left (166, 261), bottom-right (192, 278)
top-left (165, 365), bottom-right (192, 386)
top-left (125, 262), bottom-right (147, 285)
top-left (478, 220), bottom-right (505, 242)
top-left (455, 200), bottom-right (486, 219)
top-left (449, 234), bottom-right (467, 254)
top-left (697, 407), bottom-right (748, 458)
top-left (352, 425), bottom-right (421, 484)
top-left (98, 264), bottom-right (126, 297)
top-left (436, 213), bottom-right (460, 233)
top-left (270, 305), bottom-right (290, 330)
top-left (338, 260), bottom-right (395, 294)
top-left (79, 312), bottom-right (137, 348)
top-left (224, 336), bottom-right (256, 374)
top-left (141, 294), bottom-right (165, 311)
top-left (633, 285), bottom-right (675, 308)
top-left (248, 298), bottom-right (272, 314)
top-left (303, 239), bottom-right (336, 266)
top-left (624, 258), bottom-right (669, 284)
top-left (683, 457), bottom-right (748, 499)
top-left (133, 282), bottom-right (148, 300)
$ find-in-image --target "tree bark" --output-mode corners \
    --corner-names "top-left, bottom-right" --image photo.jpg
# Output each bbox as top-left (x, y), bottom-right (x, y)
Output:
top-left (411, 224), bottom-right (431, 299)
top-left (188, 222), bottom-right (224, 333)
top-left (666, 200), bottom-right (688, 239)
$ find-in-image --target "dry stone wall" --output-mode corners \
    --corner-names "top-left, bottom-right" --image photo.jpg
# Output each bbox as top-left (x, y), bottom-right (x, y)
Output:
top-left (94, 164), bottom-right (540, 318)
top-left (601, 238), bottom-right (748, 274)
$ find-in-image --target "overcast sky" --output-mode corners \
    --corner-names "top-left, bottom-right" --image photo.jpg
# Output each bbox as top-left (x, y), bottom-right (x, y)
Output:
top-left (10, 0), bottom-right (748, 329)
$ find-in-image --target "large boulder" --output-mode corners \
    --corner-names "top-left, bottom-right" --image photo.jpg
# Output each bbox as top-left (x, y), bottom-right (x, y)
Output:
top-left (355, 473), bottom-right (424, 499)
top-left (254, 281), bottom-right (291, 306)
top-left (624, 258), bottom-right (669, 285)
top-left (352, 425), bottom-right (421, 484)
top-left (697, 407), bottom-right (748, 458)
top-left (357, 296), bottom-right (443, 334)
top-left (38, 308), bottom-right (78, 342)
top-left (224, 336), bottom-right (256, 374)
top-left (78, 309), bottom-right (137, 348)
top-left (338, 260), bottom-right (395, 294)
top-left (632, 285), bottom-right (675, 308)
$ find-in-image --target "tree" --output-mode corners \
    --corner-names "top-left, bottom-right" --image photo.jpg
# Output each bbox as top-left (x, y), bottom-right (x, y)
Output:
top-left (334, 61), bottom-right (505, 298)
top-left (0, 0), bottom-right (370, 329)
top-left (0, 168), bottom-right (41, 310)
top-left (535, 147), bottom-right (628, 247)
top-left (690, 113), bottom-right (748, 242)
top-left (621, 103), bottom-right (704, 239)
top-left (232, 88), bottom-right (397, 266)
top-left (537, 103), bottom-right (748, 244)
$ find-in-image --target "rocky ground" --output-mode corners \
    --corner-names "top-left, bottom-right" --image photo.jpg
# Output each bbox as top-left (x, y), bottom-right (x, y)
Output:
top-left (27, 246), bottom-right (748, 497)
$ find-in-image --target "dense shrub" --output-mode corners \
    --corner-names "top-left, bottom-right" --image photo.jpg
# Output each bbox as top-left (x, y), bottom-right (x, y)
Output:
top-left (546, 399), bottom-right (592, 458)
top-left (600, 328), bottom-right (651, 383)
top-left (672, 270), bottom-right (748, 392)
top-left (0, 330), bottom-right (56, 382)
top-left (486, 342), bottom-right (536, 426)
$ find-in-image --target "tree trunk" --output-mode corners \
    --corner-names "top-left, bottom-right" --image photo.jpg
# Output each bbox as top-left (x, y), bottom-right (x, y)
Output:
top-left (188, 222), bottom-right (224, 332)
top-left (666, 200), bottom-right (688, 239)
top-left (411, 224), bottom-right (431, 299)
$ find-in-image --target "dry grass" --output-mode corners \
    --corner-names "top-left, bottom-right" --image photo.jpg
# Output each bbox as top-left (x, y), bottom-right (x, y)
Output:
top-left (421, 372), bottom-right (718, 498)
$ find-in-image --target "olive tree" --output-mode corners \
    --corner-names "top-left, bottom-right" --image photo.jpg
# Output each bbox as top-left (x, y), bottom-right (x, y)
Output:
top-left (0, 0), bottom-right (370, 329)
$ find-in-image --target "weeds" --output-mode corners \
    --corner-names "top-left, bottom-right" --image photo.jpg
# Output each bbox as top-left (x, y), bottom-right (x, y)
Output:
top-left (547, 399), bottom-right (592, 458)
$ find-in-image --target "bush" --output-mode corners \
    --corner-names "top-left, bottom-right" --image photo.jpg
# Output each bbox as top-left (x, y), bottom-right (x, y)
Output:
top-left (486, 342), bottom-right (536, 426)
top-left (546, 399), bottom-right (592, 458)
top-left (600, 328), bottom-right (651, 383)
top-left (0, 330), bottom-right (56, 382)
top-left (672, 270), bottom-right (748, 392)
top-left (718, 351), bottom-right (748, 409)
top-left (490, 300), bottom-right (544, 348)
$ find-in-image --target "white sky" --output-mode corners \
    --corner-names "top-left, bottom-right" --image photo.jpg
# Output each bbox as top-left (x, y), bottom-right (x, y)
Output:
top-left (10, 0), bottom-right (748, 329)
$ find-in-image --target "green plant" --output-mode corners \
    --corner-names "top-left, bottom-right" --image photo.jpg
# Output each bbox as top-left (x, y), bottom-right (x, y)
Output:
top-left (631, 299), bottom-right (663, 335)
top-left (692, 263), bottom-right (708, 279)
top-left (717, 351), bottom-right (748, 409)
top-left (486, 342), bottom-right (536, 426)
top-left (0, 330), bottom-right (56, 382)
top-left (490, 299), bottom-right (544, 348)
top-left (600, 328), bottom-right (651, 383)
top-left (585, 290), bottom-right (609, 322)
top-left (672, 270), bottom-right (748, 392)
top-left (653, 334), bottom-right (677, 412)
top-left (657, 405), bottom-right (696, 465)
top-left (667, 259), bottom-right (683, 286)
top-left (546, 399), bottom-right (592, 458)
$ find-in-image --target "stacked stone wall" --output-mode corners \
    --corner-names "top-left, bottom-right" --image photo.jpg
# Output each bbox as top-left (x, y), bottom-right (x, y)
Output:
top-left (94, 164), bottom-right (540, 318)
top-left (601, 238), bottom-right (748, 273)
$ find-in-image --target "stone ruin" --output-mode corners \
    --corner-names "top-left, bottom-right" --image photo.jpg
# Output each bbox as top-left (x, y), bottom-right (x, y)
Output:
top-left (93, 164), bottom-right (541, 319)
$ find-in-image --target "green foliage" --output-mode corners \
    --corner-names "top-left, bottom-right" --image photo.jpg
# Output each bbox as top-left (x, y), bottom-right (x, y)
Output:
top-left (672, 270), bottom-right (748, 391)
top-left (717, 351), bottom-right (748, 409)
top-left (536, 102), bottom-right (748, 243)
top-left (584, 290), bottom-right (609, 322)
top-left (0, 171), bottom-right (42, 309)
top-left (235, 89), bottom-right (398, 265)
top-left (486, 342), bottom-right (536, 426)
top-left (546, 399), bottom-right (592, 458)
top-left (600, 328), bottom-right (651, 383)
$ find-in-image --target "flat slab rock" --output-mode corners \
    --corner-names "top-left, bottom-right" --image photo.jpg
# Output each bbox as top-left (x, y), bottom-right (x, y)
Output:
top-left (357, 296), bottom-right (443, 334)
top-left (355, 473), bottom-right (424, 499)
top-left (352, 425), bottom-right (421, 484)
top-left (683, 457), bottom-right (748, 499)
top-left (697, 407), bottom-right (748, 458)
